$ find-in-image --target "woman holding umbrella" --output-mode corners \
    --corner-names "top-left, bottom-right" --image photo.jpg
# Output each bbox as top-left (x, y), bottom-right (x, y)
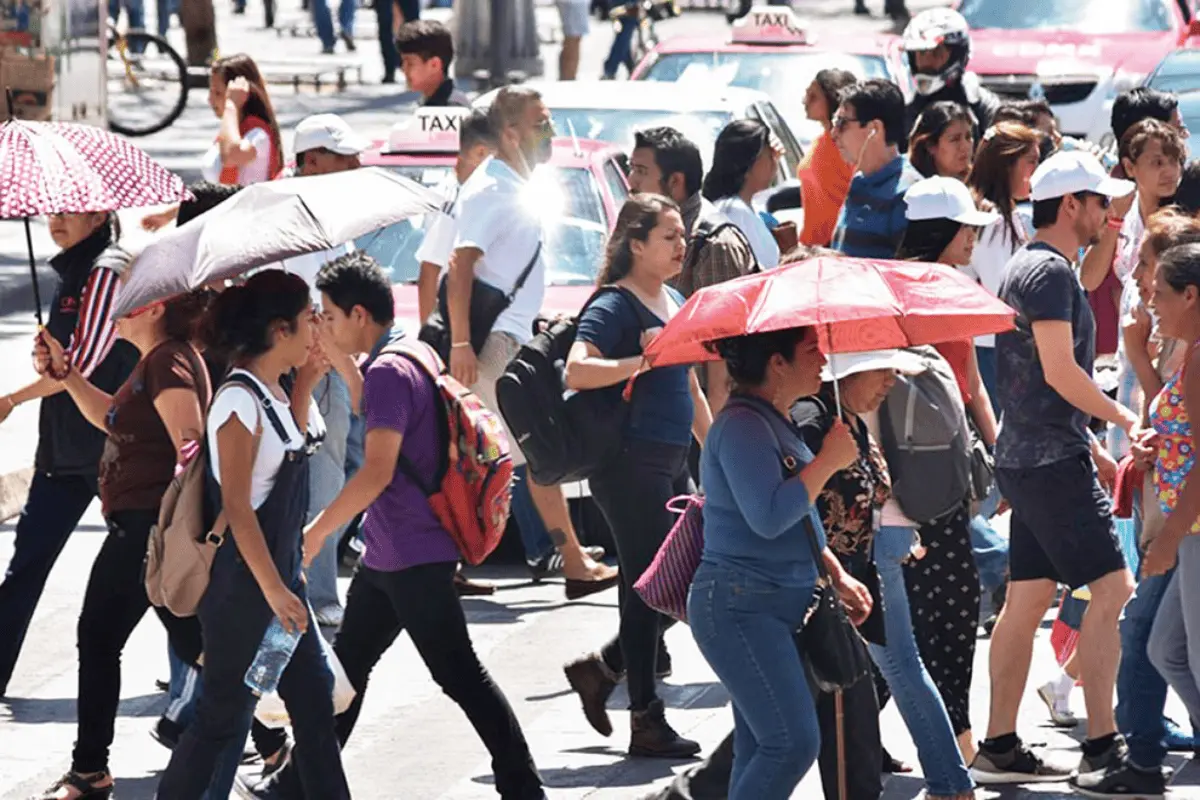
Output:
top-left (0, 212), bottom-right (139, 700)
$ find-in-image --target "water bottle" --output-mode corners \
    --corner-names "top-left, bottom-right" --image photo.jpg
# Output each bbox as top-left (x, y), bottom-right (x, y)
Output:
top-left (244, 617), bottom-right (303, 696)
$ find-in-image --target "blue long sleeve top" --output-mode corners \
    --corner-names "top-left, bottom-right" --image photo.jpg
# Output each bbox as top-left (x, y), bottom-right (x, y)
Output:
top-left (699, 399), bottom-right (826, 587)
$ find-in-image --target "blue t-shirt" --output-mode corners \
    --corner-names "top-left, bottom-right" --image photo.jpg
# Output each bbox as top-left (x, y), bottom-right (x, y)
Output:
top-left (575, 287), bottom-right (694, 447)
top-left (994, 241), bottom-right (1096, 469)
top-left (832, 155), bottom-right (922, 259)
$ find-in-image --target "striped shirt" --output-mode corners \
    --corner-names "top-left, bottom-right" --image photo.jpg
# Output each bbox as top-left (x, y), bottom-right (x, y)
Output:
top-left (832, 155), bottom-right (922, 260)
top-left (68, 265), bottom-right (121, 379)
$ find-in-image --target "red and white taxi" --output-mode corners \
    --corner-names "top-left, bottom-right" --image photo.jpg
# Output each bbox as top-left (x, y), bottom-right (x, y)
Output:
top-left (353, 108), bottom-right (630, 329)
top-left (630, 6), bottom-right (911, 148)
top-left (958, 0), bottom-right (1200, 145)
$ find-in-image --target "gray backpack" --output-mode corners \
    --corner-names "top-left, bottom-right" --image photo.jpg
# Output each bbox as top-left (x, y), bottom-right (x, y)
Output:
top-left (877, 346), bottom-right (972, 524)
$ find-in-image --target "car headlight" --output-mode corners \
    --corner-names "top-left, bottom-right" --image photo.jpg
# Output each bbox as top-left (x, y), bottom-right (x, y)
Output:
top-left (1108, 68), bottom-right (1146, 98)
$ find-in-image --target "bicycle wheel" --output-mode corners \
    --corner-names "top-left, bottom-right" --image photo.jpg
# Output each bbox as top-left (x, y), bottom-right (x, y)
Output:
top-left (107, 29), bottom-right (189, 137)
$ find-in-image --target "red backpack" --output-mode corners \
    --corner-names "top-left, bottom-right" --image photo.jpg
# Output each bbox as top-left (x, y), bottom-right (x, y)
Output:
top-left (381, 340), bottom-right (514, 565)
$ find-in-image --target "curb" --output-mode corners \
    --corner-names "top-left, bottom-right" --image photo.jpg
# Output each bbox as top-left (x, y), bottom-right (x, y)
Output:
top-left (0, 467), bottom-right (32, 524)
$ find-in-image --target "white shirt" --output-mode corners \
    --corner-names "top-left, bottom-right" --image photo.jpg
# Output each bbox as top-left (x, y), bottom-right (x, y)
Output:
top-left (863, 409), bottom-right (917, 529)
top-left (1114, 197), bottom-right (1147, 285)
top-left (962, 209), bottom-right (1031, 347)
top-left (207, 370), bottom-right (322, 509)
top-left (714, 195), bottom-right (779, 270)
top-left (414, 174), bottom-right (462, 271)
top-left (452, 157), bottom-right (546, 342)
top-left (199, 127), bottom-right (272, 186)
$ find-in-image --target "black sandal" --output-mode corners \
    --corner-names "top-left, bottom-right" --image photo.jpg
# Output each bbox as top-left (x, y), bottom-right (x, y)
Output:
top-left (39, 772), bottom-right (113, 799)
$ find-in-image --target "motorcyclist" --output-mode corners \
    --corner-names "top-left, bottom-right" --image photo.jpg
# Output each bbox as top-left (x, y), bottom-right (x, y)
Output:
top-left (901, 7), bottom-right (1000, 142)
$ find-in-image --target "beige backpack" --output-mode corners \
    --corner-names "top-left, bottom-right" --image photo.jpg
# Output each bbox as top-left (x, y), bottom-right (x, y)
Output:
top-left (145, 372), bottom-right (267, 618)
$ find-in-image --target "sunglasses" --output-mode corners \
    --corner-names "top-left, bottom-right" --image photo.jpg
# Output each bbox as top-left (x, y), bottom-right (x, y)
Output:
top-left (832, 114), bottom-right (860, 131)
top-left (1073, 191), bottom-right (1112, 210)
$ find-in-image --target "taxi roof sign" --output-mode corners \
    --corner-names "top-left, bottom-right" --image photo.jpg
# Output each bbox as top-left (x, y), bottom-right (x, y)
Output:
top-left (386, 107), bottom-right (470, 154)
top-left (731, 6), bottom-right (813, 46)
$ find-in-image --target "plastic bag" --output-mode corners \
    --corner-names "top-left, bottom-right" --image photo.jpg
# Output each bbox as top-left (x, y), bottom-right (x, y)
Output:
top-left (254, 628), bottom-right (356, 728)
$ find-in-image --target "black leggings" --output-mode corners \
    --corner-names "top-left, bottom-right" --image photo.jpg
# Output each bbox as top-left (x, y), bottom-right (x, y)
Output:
top-left (72, 509), bottom-right (202, 773)
top-left (592, 438), bottom-right (692, 711)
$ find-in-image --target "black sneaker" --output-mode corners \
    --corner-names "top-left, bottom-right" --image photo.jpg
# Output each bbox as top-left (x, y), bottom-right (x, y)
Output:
top-left (1078, 734), bottom-right (1129, 775)
top-left (970, 737), bottom-right (1073, 784)
top-left (1070, 760), bottom-right (1166, 799)
top-left (528, 546), bottom-right (606, 582)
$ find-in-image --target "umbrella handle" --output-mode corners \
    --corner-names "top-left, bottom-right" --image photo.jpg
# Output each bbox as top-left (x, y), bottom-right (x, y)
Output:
top-left (23, 217), bottom-right (42, 328)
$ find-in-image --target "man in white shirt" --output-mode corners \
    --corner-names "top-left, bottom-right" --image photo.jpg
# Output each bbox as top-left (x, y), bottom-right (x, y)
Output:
top-left (445, 87), bottom-right (617, 595)
top-left (284, 113), bottom-right (370, 628)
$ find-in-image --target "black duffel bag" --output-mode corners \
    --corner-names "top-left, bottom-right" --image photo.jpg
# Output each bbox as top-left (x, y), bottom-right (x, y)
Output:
top-left (496, 286), bottom-right (659, 486)
top-left (419, 242), bottom-right (542, 361)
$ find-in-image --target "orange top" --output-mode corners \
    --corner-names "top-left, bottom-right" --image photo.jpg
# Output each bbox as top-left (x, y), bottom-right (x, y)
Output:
top-left (934, 339), bottom-right (973, 406)
top-left (218, 115), bottom-right (281, 186)
top-left (798, 130), bottom-right (855, 248)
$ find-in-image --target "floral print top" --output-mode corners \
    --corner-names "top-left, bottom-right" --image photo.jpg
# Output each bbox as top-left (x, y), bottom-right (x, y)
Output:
top-left (1151, 365), bottom-right (1200, 534)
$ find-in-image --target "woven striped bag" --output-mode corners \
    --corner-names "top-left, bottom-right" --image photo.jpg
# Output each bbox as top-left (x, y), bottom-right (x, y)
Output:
top-left (633, 494), bottom-right (705, 622)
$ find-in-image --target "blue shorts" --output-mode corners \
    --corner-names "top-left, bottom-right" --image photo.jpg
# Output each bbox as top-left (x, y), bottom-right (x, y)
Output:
top-left (996, 453), bottom-right (1128, 590)
top-left (557, 0), bottom-right (590, 37)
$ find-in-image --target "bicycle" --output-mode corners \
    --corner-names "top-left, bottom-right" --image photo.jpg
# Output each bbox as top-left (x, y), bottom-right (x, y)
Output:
top-left (609, 0), bottom-right (678, 75)
top-left (106, 21), bottom-right (189, 137)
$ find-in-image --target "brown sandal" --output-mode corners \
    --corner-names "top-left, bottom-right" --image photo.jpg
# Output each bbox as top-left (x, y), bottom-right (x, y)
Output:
top-left (38, 772), bottom-right (113, 800)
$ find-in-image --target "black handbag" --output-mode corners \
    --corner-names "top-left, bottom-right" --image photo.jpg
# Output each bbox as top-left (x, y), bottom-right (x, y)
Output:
top-left (418, 241), bottom-right (543, 361)
top-left (797, 514), bottom-right (874, 694)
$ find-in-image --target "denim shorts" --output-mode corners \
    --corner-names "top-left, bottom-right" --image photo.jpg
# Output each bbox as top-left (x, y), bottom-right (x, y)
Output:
top-left (556, 0), bottom-right (590, 37)
top-left (996, 453), bottom-right (1127, 589)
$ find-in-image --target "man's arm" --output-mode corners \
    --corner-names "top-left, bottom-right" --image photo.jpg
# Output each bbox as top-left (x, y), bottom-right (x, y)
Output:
top-left (1033, 319), bottom-right (1139, 433)
top-left (446, 246), bottom-right (482, 387)
top-left (418, 262), bottom-right (441, 325)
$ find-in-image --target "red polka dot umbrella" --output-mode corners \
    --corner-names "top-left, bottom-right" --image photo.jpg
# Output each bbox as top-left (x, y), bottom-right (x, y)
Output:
top-left (0, 117), bottom-right (190, 324)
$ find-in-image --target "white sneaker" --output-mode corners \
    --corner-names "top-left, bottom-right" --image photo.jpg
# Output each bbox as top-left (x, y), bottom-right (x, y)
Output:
top-left (1036, 680), bottom-right (1078, 728)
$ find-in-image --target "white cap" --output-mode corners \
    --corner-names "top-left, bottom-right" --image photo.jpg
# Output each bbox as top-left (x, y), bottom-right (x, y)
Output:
top-left (905, 176), bottom-right (1000, 226)
top-left (1030, 150), bottom-right (1134, 202)
top-left (293, 114), bottom-right (371, 156)
top-left (822, 349), bottom-right (925, 382)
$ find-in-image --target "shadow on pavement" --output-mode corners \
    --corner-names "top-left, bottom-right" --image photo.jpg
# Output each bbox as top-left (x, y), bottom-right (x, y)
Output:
top-left (1, 692), bottom-right (163, 724)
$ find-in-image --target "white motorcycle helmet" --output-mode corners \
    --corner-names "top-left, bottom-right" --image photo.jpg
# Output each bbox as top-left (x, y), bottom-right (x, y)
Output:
top-left (901, 8), bottom-right (972, 97)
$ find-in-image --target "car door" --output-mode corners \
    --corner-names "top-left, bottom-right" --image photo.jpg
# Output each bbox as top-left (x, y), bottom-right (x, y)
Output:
top-left (748, 100), bottom-right (802, 182)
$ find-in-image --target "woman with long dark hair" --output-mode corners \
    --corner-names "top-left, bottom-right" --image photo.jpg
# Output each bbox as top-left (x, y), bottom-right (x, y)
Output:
top-left (908, 101), bottom-right (975, 180)
top-left (156, 271), bottom-right (348, 800)
top-left (562, 195), bottom-right (712, 759)
top-left (965, 122), bottom-right (1044, 402)
top-left (895, 176), bottom-right (999, 766)
top-left (703, 119), bottom-right (783, 269)
top-left (34, 290), bottom-right (213, 800)
top-left (203, 53), bottom-right (284, 186)
top-left (798, 69), bottom-right (858, 247)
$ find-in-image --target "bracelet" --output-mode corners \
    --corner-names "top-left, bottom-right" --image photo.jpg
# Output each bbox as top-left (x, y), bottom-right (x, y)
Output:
top-left (48, 360), bottom-right (71, 381)
top-left (451, 342), bottom-right (472, 349)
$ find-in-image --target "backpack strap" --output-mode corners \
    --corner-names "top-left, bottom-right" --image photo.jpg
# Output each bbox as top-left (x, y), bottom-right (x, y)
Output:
top-left (377, 340), bottom-right (450, 498)
top-left (222, 372), bottom-right (293, 446)
top-left (504, 239), bottom-right (544, 304)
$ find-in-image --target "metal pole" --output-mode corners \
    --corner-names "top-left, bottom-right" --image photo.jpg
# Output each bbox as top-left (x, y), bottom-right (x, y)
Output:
top-left (5, 89), bottom-right (43, 327)
top-left (489, 0), bottom-right (508, 88)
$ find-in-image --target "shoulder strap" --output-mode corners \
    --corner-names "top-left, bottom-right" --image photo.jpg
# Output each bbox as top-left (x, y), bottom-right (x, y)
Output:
top-left (181, 343), bottom-right (213, 409)
top-left (505, 240), bottom-right (544, 303)
top-left (375, 342), bottom-right (448, 497)
top-left (222, 373), bottom-right (292, 445)
top-left (610, 285), bottom-right (668, 332)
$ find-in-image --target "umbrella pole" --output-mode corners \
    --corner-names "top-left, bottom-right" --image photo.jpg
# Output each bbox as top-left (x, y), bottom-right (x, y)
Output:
top-left (23, 217), bottom-right (43, 328)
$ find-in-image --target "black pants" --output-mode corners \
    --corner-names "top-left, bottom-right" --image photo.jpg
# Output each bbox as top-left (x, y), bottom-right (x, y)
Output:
top-left (376, 0), bottom-right (418, 79)
top-left (591, 438), bottom-right (691, 711)
top-left (0, 472), bottom-right (97, 695)
top-left (72, 509), bottom-right (202, 773)
top-left (650, 675), bottom-right (882, 800)
top-left (274, 561), bottom-right (543, 799)
top-left (157, 561), bottom-right (348, 799)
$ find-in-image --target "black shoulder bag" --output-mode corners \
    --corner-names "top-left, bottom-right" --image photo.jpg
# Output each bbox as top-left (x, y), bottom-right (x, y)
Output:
top-left (419, 240), bottom-right (544, 362)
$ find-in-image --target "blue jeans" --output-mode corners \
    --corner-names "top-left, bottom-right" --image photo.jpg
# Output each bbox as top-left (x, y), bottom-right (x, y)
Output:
top-left (312, 0), bottom-right (355, 49)
top-left (603, 15), bottom-right (636, 78)
top-left (969, 513), bottom-right (1008, 595)
top-left (1119, 562), bottom-right (1173, 768)
top-left (306, 372), bottom-right (351, 614)
top-left (975, 345), bottom-right (998, 417)
top-left (166, 642), bottom-right (201, 727)
top-left (511, 466), bottom-right (554, 562)
top-left (154, 0), bottom-right (177, 35)
top-left (870, 526), bottom-right (974, 796)
top-left (689, 561), bottom-right (819, 800)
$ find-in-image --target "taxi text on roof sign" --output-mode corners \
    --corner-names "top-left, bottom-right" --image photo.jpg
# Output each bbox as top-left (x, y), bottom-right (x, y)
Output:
top-left (387, 106), bottom-right (471, 154)
top-left (731, 6), bottom-right (811, 46)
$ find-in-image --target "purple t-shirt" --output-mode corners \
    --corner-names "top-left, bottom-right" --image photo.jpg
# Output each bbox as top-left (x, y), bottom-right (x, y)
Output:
top-left (361, 353), bottom-right (460, 571)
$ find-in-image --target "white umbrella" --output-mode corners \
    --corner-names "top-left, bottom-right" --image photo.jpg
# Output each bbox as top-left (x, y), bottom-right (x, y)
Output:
top-left (114, 167), bottom-right (441, 318)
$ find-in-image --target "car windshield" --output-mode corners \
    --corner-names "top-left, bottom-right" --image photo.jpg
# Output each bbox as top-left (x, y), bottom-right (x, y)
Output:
top-left (355, 163), bottom-right (608, 287)
top-left (1174, 91), bottom-right (1199, 155)
top-left (641, 51), bottom-right (889, 141)
top-left (1148, 51), bottom-right (1200, 93)
top-left (958, 0), bottom-right (1172, 33)
top-left (549, 108), bottom-right (733, 168)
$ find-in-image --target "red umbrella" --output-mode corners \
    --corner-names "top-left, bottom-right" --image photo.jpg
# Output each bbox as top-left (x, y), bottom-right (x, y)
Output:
top-left (0, 114), bottom-right (190, 324)
top-left (643, 255), bottom-right (1017, 368)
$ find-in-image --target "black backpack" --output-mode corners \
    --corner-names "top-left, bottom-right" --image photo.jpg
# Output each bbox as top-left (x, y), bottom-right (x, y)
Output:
top-left (876, 346), bottom-right (973, 524)
top-left (496, 286), bottom-right (660, 486)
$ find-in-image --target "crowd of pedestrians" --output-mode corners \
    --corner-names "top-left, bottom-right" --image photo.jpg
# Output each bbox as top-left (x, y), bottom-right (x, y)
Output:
top-left (11, 5), bottom-right (1200, 800)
